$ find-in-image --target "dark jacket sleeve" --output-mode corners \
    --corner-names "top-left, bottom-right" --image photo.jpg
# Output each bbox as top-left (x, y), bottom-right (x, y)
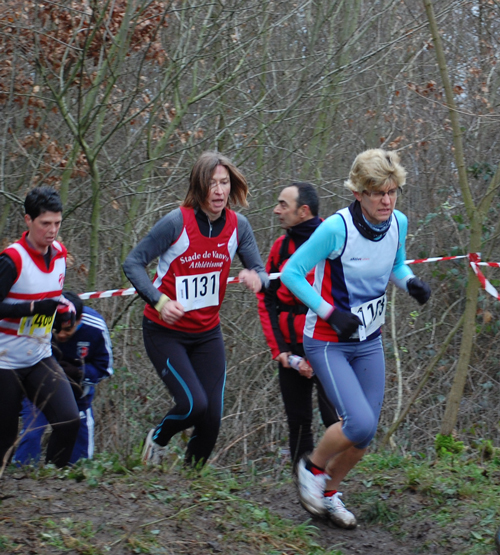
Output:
top-left (257, 237), bottom-right (289, 358)
top-left (82, 319), bottom-right (113, 385)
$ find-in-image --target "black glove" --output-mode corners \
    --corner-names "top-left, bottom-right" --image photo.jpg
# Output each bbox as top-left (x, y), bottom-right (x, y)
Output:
top-left (32, 299), bottom-right (59, 316)
top-left (60, 358), bottom-right (83, 381)
top-left (407, 277), bottom-right (431, 305)
top-left (60, 359), bottom-right (84, 397)
top-left (327, 309), bottom-right (362, 340)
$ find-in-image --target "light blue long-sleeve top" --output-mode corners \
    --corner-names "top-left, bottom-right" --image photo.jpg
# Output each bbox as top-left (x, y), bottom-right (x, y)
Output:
top-left (281, 209), bottom-right (414, 321)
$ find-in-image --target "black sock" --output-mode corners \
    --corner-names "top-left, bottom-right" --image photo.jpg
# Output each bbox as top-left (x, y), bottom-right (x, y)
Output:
top-left (305, 457), bottom-right (325, 474)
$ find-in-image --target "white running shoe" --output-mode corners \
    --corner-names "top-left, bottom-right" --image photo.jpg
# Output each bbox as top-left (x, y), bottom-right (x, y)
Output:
top-left (324, 492), bottom-right (357, 529)
top-left (141, 428), bottom-right (167, 465)
top-left (296, 457), bottom-right (328, 517)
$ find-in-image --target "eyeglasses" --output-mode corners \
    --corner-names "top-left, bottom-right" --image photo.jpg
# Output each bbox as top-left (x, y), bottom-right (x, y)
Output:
top-left (362, 188), bottom-right (400, 200)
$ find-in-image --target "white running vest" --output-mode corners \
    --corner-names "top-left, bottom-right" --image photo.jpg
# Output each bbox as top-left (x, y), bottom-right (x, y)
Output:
top-left (304, 207), bottom-right (399, 341)
top-left (0, 241), bottom-right (66, 369)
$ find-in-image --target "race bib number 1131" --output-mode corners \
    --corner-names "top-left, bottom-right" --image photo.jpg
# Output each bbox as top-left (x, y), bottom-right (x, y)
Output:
top-left (175, 271), bottom-right (220, 312)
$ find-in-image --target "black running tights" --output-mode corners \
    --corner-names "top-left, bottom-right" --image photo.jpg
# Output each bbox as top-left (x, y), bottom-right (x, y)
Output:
top-left (0, 357), bottom-right (80, 468)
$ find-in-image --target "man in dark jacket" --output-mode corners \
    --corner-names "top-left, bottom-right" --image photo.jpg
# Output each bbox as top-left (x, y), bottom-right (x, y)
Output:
top-left (257, 182), bottom-right (337, 470)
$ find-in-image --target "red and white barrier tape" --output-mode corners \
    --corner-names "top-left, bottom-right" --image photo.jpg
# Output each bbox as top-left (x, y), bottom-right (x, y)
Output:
top-left (468, 253), bottom-right (500, 301)
top-left (405, 255), bottom-right (467, 264)
top-left (79, 287), bottom-right (136, 300)
top-left (78, 256), bottom-right (500, 301)
top-left (476, 262), bottom-right (500, 268)
top-left (78, 273), bottom-right (282, 300)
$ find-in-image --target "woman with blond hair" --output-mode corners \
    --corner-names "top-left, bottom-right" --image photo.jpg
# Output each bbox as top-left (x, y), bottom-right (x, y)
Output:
top-left (282, 149), bottom-right (431, 528)
top-left (124, 151), bottom-right (268, 467)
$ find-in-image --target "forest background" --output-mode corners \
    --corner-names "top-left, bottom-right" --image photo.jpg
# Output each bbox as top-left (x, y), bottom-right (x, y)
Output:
top-left (1, 0), bottom-right (500, 468)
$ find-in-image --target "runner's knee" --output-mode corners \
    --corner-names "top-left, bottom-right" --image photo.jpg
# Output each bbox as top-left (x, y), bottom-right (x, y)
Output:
top-left (343, 411), bottom-right (377, 446)
top-left (188, 391), bottom-right (209, 420)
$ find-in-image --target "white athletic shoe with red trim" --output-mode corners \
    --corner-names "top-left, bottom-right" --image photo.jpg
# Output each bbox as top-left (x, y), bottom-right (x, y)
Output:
top-left (296, 457), bottom-right (328, 516)
top-left (324, 492), bottom-right (357, 529)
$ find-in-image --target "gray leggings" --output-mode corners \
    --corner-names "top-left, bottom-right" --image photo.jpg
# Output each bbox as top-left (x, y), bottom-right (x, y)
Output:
top-left (303, 335), bottom-right (385, 449)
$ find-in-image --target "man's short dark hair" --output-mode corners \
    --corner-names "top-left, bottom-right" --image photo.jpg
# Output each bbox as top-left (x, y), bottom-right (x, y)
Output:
top-left (292, 182), bottom-right (319, 217)
top-left (24, 186), bottom-right (63, 220)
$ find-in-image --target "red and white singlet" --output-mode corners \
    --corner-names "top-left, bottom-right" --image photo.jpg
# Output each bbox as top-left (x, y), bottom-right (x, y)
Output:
top-left (144, 207), bottom-right (239, 333)
top-left (0, 232), bottom-right (66, 369)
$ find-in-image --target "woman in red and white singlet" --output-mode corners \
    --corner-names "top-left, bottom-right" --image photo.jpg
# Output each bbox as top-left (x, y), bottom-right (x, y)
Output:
top-left (124, 152), bottom-right (268, 467)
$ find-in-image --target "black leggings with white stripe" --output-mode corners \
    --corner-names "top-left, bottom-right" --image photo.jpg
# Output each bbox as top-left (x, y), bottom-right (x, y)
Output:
top-left (143, 318), bottom-right (226, 466)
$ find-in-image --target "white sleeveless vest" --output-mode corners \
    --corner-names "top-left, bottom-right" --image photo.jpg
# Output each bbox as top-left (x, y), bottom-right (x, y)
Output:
top-left (0, 239), bottom-right (66, 369)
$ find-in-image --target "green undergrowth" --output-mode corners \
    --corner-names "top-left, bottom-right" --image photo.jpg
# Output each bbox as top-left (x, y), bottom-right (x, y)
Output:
top-left (349, 448), bottom-right (500, 554)
top-left (1, 446), bottom-right (500, 554)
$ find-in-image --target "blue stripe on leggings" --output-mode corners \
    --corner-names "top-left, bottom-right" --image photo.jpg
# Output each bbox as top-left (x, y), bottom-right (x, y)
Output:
top-left (322, 341), bottom-right (347, 422)
top-left (220, 363), bottom-right (227, 418)
top-left (153, 358), bottom-right (194, 442)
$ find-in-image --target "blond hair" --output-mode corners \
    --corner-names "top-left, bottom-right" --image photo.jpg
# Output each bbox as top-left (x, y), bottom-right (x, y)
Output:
top-left (344, 149), bottom-right (406, 193)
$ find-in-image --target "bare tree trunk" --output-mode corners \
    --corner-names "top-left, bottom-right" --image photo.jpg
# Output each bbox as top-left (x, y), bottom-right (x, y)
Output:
top-left (87, 159), bottom-right (101, 290)
top-left (300, 0), bottom-right (362, 180)
top-left (422, 0), bottom-right (499, 435)
top-left (382, 313), bottom-right (464, 446)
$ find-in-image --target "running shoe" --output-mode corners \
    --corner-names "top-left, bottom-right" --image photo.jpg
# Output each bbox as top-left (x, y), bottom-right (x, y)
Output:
top-left (296, 457), bottom-right (328, 516)
top-left (141, 428), bottom-right (167, 465)
top-left (324, 492), bottom-right (357, 529)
